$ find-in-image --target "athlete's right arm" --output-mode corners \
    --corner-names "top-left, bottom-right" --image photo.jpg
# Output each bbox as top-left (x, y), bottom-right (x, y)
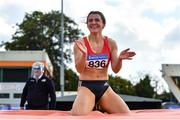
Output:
top-left (73, 40), bottom-right (87, 73)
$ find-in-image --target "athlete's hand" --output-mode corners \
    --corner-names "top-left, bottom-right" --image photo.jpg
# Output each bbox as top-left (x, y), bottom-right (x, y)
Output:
top-left (75, 40), bottom-right (87, 55)
top-left (119, 48), bottom-right (136, 60)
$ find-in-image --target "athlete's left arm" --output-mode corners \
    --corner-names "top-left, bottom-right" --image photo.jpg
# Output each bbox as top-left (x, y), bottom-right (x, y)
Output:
top-left (109, 38), bottom-right (122, 73)
top-left (109, 38), bottom-right (136, 73)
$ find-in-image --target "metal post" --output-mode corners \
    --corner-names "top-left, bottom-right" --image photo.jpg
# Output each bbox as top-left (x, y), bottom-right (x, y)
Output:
top-left (60, 0), bottom-right (64, 97)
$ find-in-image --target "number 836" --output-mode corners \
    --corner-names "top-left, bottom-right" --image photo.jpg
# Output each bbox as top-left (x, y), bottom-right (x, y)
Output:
top-left (88, 60), bottom-right (106, 68)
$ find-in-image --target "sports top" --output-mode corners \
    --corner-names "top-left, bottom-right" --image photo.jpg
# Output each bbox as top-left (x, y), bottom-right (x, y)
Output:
top-left (83, 36), bottom-right (111, 69)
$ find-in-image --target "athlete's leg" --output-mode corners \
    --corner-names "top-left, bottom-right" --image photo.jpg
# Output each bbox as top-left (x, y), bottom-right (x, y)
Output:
top-left (71, 87), bottom-right (95, 115)
top-left (99, 87), bottom-right (131, 114)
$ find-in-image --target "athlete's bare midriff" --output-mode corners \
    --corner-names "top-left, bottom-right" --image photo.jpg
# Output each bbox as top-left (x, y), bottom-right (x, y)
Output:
top-left (79, 67), bottom-right (108, 80)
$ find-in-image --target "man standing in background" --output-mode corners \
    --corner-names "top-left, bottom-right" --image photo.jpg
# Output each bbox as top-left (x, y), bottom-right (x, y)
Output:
top-left (20, 62), bottom-right (56, 110)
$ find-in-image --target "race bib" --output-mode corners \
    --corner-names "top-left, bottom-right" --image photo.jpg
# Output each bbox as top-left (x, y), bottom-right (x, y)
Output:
top-left (86, 54), bottom-right (109, 69)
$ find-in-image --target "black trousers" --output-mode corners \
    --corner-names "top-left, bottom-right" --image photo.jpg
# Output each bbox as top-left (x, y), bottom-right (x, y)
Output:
top-left (26, 104), bottom-right (49, 110)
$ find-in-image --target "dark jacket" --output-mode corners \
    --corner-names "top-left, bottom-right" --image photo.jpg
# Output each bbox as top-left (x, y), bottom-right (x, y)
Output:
top-left (20, 74), bottom-right (56, 110)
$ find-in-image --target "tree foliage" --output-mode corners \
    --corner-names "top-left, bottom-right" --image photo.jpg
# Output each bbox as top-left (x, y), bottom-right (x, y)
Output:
top-left (2, 11), bottom-right (84, 90)
top-left (109, 75), bottom-right (136, 95)
top-left (64, 68), bottom-right (78, 91)
top-left (134, 74), bottom-right (154, 97)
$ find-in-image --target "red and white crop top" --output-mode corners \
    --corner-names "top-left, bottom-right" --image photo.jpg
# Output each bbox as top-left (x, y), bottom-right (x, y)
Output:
top-left (83, 36), bottom-right (111, 69)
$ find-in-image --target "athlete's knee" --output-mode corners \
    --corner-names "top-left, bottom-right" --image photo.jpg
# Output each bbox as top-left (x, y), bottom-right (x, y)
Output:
top-left (70, 108), bottom-right (89, 116)
top-left (124, 108), bottom-right (131, 114)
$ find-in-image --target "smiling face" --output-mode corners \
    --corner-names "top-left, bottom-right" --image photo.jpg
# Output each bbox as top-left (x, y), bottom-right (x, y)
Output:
top-left (86, 12), bottom-right (106, 34)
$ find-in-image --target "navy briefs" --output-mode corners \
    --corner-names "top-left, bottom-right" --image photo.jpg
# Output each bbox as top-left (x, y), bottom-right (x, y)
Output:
top-left (78, 80), bottom-right (109, 103)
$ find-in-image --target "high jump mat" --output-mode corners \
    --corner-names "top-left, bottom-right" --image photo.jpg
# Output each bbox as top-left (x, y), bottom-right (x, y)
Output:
top-left (0, 109), bottom-right (180, 120)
